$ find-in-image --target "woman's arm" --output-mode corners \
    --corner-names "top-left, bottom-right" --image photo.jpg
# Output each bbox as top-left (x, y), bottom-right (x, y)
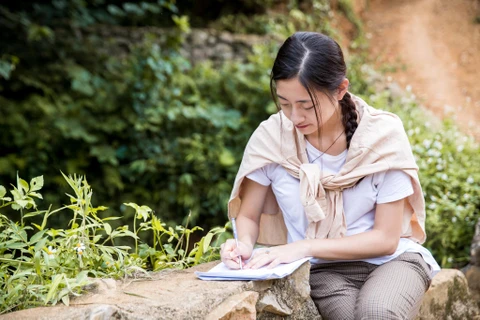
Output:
top-left (236, 178), bottom-right (269, 249)
top-left (245, 198), bottom-right (405, 269)
top-left (304, 198), bottom-right (404, 259)
top-left (220, 178), bottom-right (269, 269)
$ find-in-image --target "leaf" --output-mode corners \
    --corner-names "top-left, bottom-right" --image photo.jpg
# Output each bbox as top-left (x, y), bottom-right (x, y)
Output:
top-left (61, 292), bottom-right (70, 306)
top-left (7, 270), bottom-right (35, 285)
top-left (15, 199), bottom-right (29, 209)
top-left (75, 270), bottom-right (89, 284)
top-left (24, 210), bottom-right (47, 219)
top-left (45, 274), bottom-right (65, 304)
top-left (10, 189), bottom-right (22, 201)
top-left (0, 185), bottom-right (6, 198)
top-left (104, 223), bottom-right (112, 235)
top-left (7, 242), bottom-right (26, 249)
top-left (202, 232), bottom-right (215, 253)
top-left (218, 149), bottom-right (235, 167)
top-left (33, 248), bottom-right (43, 275)
top-left (151, 216), bottom-right (166, 232)
top-left (32, 222), bottom-right (43, 231)
top-left (123, 202), bottom-right (139, 211)
top-left (101, 216), bottom-right (122, 221)
top-left (30, 176), bottom-right (44, 192)
top-left (138, 205), bottom-right (152, 221)
top-left (29, 192), bottom-right (43, 199)
top-left (124, 202), bottom-right (151, 221)
top-left (30, 229), bottom-right (47, 245)
top-left (18, 176), bottom-right (29, 194)
top-left (193, 240), bottom-right (203, 263)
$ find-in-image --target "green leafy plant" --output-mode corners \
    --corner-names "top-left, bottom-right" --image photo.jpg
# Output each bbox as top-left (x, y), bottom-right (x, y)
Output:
top-left (0, 173), bottom-right (225, 314)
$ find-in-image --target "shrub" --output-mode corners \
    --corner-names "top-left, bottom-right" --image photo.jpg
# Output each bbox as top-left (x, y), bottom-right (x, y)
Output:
top-left (0, 173), bottom-right (224, 313)
top-left (366, 90), bottom-right (480, 268)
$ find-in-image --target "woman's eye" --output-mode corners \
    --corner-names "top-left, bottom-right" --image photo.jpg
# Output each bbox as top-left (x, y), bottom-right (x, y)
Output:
top-left (305, 106), bottom-right (314, 110)
top-left (280, 104), bottom-right (291, 108)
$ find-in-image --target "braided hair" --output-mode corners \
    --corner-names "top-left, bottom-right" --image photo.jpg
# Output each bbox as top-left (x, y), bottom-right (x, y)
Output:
top-left (270, 32), bottom-right (358, 148)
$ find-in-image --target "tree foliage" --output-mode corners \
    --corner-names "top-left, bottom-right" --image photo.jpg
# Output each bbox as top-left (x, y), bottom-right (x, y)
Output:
top-left (0, 0), bottom-right (279, 232)
top-left (0, 0), bottom-right (479, 270)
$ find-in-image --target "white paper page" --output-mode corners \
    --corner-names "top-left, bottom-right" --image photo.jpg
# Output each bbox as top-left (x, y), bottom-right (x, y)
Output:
top-left (195, 256), bottom-right (310, 281)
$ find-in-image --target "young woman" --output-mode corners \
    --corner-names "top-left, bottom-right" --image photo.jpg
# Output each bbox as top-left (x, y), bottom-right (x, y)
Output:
top-left (220, 32), bottom-right (440, 319)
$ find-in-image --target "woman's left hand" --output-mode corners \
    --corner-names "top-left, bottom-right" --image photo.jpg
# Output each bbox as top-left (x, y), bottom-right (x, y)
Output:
top-left (244, 241), bottom-right (310, 270)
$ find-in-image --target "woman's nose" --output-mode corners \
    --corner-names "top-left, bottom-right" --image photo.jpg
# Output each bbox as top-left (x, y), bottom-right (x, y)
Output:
top-left (290, 107), bottom-right (304, 124)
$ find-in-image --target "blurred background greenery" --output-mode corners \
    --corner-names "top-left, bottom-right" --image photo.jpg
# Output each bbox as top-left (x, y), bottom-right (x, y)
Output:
top-left (0, 0), bottom-right (478, 269)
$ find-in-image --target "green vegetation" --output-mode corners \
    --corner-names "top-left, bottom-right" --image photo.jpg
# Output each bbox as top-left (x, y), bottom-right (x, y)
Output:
top-left (369, 91), bottom-right (480, 268)
top-left (0, 173), bottom-right (224, 313)
top-left (0, 0), bottom-right (479, 314)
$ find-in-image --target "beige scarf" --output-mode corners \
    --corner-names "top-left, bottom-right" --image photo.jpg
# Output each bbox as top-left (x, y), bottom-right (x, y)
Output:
top-left (228, 94), bottom-right (426, 246)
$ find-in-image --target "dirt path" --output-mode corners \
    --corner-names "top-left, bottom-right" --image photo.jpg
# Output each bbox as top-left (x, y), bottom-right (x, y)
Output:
top-left (361, 0), bottom-right (480, 140)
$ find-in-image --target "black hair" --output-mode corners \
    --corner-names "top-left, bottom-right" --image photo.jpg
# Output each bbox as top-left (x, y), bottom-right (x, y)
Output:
top-left (270, 32), bottom-right (358, 148)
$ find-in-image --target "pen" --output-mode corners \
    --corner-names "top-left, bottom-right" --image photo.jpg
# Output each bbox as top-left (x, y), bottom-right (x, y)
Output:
top-left (231, 217), bottom-right (243, 270)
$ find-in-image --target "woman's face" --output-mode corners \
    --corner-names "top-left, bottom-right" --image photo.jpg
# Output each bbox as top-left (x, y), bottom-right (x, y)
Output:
top-left (275, 77), bottom-right (338, 138)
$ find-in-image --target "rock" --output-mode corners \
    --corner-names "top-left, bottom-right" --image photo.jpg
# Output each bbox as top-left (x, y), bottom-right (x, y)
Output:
top-left (205, 291), bottom-right (259, 320)
top-left (471, 219), bottom-right (480, 267)
top-left (2, 261), bottom-right (320, 320)
top-left (213, 43), bottom-right (234, 60)
top-left (465, 219), bottom-right (480, 307)
top-left (190, 30), bottom-right (210, 47)
top-left (5, 264), bottom-right (480, 320)
top-left (465, 265), bottom-right (480, 303)
top-left (416, 269), bottom-right (480, 319)
top-left (0, 305), bottom-right (123, 320)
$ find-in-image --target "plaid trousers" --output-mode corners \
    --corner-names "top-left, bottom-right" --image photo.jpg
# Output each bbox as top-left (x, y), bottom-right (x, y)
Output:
top-left (309, 252), bottom-right (433, 320)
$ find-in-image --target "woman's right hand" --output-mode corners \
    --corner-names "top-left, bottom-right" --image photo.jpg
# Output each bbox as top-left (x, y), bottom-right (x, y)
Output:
top-left (220, 239), bottom-right (253, 269)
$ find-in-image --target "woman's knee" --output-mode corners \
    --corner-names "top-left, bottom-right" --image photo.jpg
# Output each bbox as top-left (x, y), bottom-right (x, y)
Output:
top-left (354, 299), bottom-right (405, 320)
top-left (355, 294), bottom-right (422, 320)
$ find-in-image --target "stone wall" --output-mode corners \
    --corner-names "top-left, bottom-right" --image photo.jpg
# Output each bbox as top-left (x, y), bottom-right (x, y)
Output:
top-left (88, 26), bottom-right (269, 64)
top-left (181, 29), bottom-right (268, 64)
top-left (3, 262), bottom-right (479, 320)
top-left (465, 219), bottom-right (480, 304)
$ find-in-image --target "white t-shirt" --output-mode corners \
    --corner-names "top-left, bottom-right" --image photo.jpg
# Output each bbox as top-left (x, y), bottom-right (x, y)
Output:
top-left (246, 140), bottom-right (440, 276)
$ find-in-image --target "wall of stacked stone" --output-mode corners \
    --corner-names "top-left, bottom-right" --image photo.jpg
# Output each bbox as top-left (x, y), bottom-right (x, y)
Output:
top-left (84, 26), bottom-right (269, 64)
top-left (465, 218), bottom-right (480, 303)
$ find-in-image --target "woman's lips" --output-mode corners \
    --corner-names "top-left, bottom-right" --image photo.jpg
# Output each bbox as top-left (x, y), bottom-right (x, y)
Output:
top-left (295, 124), bottom-right (309, 129)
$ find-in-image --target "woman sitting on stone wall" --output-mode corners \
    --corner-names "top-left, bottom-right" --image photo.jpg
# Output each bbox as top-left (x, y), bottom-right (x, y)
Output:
top-left (220, 31), bottom-right (440, 319)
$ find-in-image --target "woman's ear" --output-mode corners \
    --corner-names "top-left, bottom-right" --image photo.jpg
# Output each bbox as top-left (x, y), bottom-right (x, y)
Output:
top-left (337, 78), bottom-right (350, 100)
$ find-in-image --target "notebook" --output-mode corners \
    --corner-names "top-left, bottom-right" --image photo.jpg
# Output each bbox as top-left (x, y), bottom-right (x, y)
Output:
top-left (195, 256), bottom-right (311, 281)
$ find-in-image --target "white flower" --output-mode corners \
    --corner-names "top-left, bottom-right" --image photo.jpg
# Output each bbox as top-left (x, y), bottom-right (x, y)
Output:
top-left (436, 164), bottom-right (443, 171)
top-left (75, 242), bottom-right (86, 255)
top-left (422, 139), bottom-right (432, 149)
top-left (433, 141), bottom-right (443, 149)
top-left (428, 203), bottom-right (437, 210)
top-left (451, 217), bottom-right (457, 223)
top-left (467, 176), bottom-right (474, 184)
top-left (441, 173), bottom-right (448, 180)
top-left (46, 246), bottom-right (57, 259)
top-left (457, 145), bottom-right (464, 152)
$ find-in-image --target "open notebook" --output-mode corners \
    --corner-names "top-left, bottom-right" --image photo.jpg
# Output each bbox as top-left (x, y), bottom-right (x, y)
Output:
top-left (195, 255), bottom-right (311, 281)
